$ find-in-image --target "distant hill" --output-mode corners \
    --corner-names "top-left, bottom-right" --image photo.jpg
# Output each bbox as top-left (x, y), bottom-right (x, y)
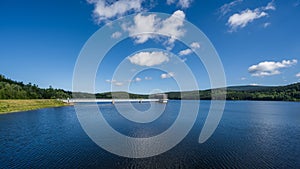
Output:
top-left (225, 83), bottom-right (300, 101)
top-left (167, 83), bottom-right (300, 101)
top-left (1, 74), bottom-right (299, 101)
top-left (226, 85), bottom-right (275, 91)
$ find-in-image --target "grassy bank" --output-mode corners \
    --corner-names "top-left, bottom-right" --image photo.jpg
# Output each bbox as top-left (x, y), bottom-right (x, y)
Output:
top-left (0, 99), bottom-right (71, 114)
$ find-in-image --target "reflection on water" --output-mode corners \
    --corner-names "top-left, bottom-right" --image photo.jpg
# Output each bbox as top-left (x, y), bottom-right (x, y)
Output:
top-left (0, 101), bottom-right (299, 168)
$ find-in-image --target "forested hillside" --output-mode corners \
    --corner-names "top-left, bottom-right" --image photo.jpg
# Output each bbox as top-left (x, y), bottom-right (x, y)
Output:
top-left (225, 83), bottom-right (300, 101)
top-left (0, 74), bottom-right (71, 99)
top-left (1, 74), bottom-right (299, 101)
top-left (167, 83), bottom-right (300, 101)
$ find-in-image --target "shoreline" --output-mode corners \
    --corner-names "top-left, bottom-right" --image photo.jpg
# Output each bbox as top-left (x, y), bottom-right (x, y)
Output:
top-left (1, 99), bottom-right (298, 115)
top-left (0, 99), bottom-right (73, 115)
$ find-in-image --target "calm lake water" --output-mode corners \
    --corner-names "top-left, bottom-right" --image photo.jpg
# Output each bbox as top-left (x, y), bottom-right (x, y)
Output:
top-left (0, 100), bottom-right (299, 168)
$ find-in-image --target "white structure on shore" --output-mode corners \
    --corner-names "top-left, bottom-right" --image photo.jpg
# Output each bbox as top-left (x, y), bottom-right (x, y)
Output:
top-left (63, 94), bottom-right (168, 104)
top-left (62, 98), bottom-right (168, 104)
top-left (150, 93), bottom-right (168, 104)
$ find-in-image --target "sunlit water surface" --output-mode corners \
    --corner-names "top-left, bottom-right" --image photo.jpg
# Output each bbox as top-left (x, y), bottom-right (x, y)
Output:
top-left (0, 100), bottom-right (299, 168)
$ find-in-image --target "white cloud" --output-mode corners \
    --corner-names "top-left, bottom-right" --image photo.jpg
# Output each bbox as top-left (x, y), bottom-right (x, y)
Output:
top-left (227, 1), bottom-right (275, 31)
top-left (114, 82), bottom-right (124, 86)
top-left (296, 72), bottom-right (300, 77)
top-left (145, 76), bottom-right (152, 80)
top-left (219, 0), bottom-right (243, 16)
top-left (228, 9), bottom-right (267, 30)
top-left (263, 22), bottom-right (271, 28)
top-left (178, 0), bottom-right (193, 8)
top-left (178, 41), bottom-right (200, 56)
top-left (166, 0), bottom-right (193, 8)
top-left (241, 77), bottom-right (246, 80)
top-left (135, 77), bottom-right (142, 82)
top-left (179, 49), bottom-right (192, 56)
top-left (248, 59), bottom-right (298, 77)
top-left (161, 72), bottom-right (175, 79)
top-left (123, 10), bottom-right (185, 47)
top-left (167, 0), bottom-right (176, 5)
top-left (87, 0), bottom-right (143, 23)
top-left (128, 51), bottom-right (169, 66)
top-left (158, 10), bottom-right (186, 46)
top-left (264, 1), bottom-right (276, 10)
top-left (124, 13), bottom-right (157, 43)
top-left (106, 77), bottom-right (143, 85)
top-left (105, 79), bottom-right (124, 86)
top-left (190, 42), bottom-right (200, 49)
top-left (249, 83), bottom-right (260, 86)
top-left (111, 31), bottom-right (122, 39)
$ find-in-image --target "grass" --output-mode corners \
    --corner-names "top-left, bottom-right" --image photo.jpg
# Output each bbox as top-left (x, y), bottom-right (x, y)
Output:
top-left (0, 99), bottom-right (72, 114)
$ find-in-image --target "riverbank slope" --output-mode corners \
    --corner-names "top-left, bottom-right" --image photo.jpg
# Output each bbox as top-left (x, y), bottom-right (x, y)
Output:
top-left (0, 99), bottom-right (72, 114)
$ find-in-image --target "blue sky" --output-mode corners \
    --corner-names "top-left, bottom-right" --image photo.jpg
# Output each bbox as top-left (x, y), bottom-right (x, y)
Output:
top-left (1, 0), bottom-right (300, 94)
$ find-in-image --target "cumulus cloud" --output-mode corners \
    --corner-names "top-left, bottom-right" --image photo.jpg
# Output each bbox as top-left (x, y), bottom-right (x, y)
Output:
top-left (111, 31), bottom-right (122, 39)
top-left (227, 1), bottom-right (275, 31)
top-left (190, 42), bottom-right (200, 49)
top-left (179, 49), bottom-right (192, 56)
top-left (178, 41), bottom-right (200, 56)
top-left (179, 0), bottom-right (193, 8)
top-left (166, 0), bottom-right (193, 8)
top-left (135, 77), bottom-right (142, 82)
top-left (218, 0), bottom-right (243, 16)
top-left (296, 72), bottom-right (300, 77)
top-left (145, 76), bottom-right (152, 80)
top-left (128, 51), bottom-right (169, 66)
top-left (123, 10), bottom-right (185, 47)
top-left (248, 59), bottom-right (298, 77)
top-left (158, 10), bottom-right (186, 46)
top-left (105, 79), bottom-right (124, 86)
top-left (228, 9), bottom-right (267, 30)
top-left (123, 13), bottom-right (157, 43)
top-left (161, 72), bottom-right (175, 79)
top-left (87, 0), bottom-right (143, 23)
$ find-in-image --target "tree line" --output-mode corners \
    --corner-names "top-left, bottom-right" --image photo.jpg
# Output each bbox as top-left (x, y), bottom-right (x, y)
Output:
top-left (167, 83), bottom-right (300, 101)
top-left (1, 74), bottom-right (299, 101)
top-left (0, 74), bottom-right (71, 99)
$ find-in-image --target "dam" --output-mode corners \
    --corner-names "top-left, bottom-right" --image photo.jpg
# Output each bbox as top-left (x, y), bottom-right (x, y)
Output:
top-left (62, 94), bottom-right (168, 104)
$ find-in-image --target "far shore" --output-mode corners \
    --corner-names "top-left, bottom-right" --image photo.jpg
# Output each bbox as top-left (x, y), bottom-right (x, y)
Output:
top-left (1, 98), bottom-right (299, 115)
top-left (0, 99), bottom-right (73, 115)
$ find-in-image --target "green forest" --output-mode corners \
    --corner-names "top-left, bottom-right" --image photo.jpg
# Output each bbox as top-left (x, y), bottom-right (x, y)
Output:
top-left (0, 74), bottom-right (71, 99)
top-left (167, 83), bottom-right (300, 101)
top-left (0, 74), bottom-right (299, 101)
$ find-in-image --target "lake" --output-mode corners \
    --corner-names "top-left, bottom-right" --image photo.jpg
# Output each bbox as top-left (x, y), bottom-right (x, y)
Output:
top-left (0, 100), bottom-right (299, 168)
